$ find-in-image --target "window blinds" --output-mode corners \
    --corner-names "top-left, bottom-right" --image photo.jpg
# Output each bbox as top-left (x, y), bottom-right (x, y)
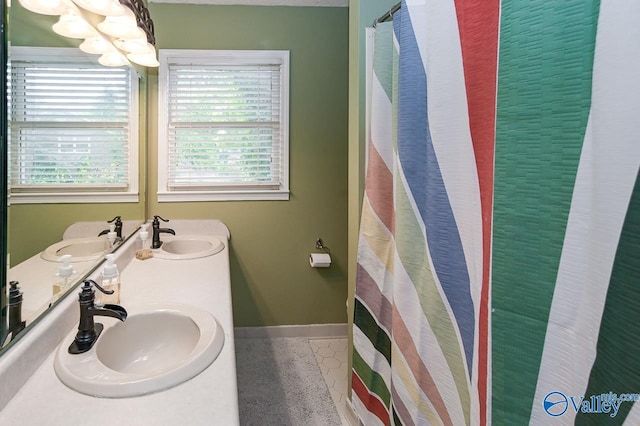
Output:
top-left (166, 62), bottom-right (283, 190)
top-left (9, 61), bottom-right (132, 191)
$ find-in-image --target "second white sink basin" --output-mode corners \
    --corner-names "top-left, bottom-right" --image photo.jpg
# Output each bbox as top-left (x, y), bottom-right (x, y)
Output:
top-left (153, 235), bottom-right (224, 260)
top-left (41, 237), bottom-right (111, 262)
top-left (54, 304), bottom-right (225, 398)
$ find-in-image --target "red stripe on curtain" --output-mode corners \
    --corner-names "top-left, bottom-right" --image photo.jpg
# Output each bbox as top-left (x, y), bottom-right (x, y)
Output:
top-left (453, 1), bottom-right (500, 425)
top-left (365, 142), bottom-right (395, 234)
top-left (352, 370), bottom-right (391, 426)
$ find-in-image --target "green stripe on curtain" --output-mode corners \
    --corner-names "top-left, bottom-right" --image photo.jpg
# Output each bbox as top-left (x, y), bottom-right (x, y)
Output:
top-left (492, 1), bottom-right (600, 423)
top-left (353, 348), bottom-right (392, 407)
top-left (576, 174), bottom-right (640, 426)
top-left (392, 408), bottom-right (402, 426)
top-left (354, 298), bottom-right (392, 364)
top-left (374, 22), bottom-right (395, 101)
top-left (394, 175), bottom-right (471, 423)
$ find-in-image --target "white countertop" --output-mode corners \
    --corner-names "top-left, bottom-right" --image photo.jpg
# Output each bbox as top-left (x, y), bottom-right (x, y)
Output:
top-left (0, 220), bottom-right (239, 425)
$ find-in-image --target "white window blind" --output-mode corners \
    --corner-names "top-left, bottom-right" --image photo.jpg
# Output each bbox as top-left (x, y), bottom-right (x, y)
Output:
top-left (9, 47), bottom-right (138, 203)
top-left (158, 50), bottom-right (289, 201)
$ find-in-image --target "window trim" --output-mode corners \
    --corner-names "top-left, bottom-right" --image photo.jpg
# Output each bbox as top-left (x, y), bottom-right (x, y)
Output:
top-left (157, 49), bottom-right (290, 202)
top-left (8, 46), bottom-right (140, 204)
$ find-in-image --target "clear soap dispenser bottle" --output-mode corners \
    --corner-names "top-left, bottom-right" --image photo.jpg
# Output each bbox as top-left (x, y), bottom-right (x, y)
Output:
top-left (139, 223), bottom-right (150, 249)
top-left (53, 254), bottom-right (75, 299)
top-left (107, 223), bottom-right (118, 247)
top-left (96, 254), bottom-right (120, 305)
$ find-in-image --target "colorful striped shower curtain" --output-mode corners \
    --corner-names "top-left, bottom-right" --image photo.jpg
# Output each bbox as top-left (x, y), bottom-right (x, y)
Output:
top-left (352, 1), bottom-right (640, 425)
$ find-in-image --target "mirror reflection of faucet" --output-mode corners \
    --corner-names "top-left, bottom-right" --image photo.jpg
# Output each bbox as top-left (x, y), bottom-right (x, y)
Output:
top-left (68, 280), bottom-right (127, 355)
top-left (8, 281), bottom-right (26, 342)
top-left (151, 215), bottom-right (175, 249)
top-left (98, 216), bottom-right (123, 246)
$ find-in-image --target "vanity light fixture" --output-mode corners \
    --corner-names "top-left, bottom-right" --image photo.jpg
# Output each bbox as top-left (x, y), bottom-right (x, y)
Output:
top-left (17, 0), bottom-right (159, 67)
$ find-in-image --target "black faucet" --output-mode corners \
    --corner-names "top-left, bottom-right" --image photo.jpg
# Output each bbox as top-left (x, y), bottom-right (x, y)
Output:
top-left (151, 215), bottom-right (175, 249)
top-left (8, 281), bottom-right (26, 341)
top-left (68, 280), bottom-right (127, 355)
top-left (98, 216), bottom-right (123, 240)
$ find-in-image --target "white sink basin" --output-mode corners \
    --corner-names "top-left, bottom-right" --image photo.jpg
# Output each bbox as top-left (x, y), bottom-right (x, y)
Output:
top-left (41, 237), bottom-right (111, 262)
top-left (153, 235), bottom-right (224, 260)
top-left (54, 304), bottom-right (225, 398)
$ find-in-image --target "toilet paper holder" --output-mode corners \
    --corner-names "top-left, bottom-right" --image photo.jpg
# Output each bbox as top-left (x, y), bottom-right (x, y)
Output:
top-left (315, 238), bottom-right (330, 253)
top-left (310, 238), bottom-right (332, 268)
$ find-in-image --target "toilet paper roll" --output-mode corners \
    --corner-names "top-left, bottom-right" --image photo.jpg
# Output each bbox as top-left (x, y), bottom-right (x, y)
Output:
top-left (309, 253), bottom-right (331, 268)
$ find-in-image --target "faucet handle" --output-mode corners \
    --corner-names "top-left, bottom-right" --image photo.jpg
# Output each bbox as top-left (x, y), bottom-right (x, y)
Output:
top-left (153, 215), bottom-right (169, 224)
top-left (107, 216), bottom-right (122, 224)
top-left (79, 280), bottom-right (115, 303)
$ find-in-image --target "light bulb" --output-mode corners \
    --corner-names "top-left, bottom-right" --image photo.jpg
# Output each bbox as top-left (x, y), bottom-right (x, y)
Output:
top-left (97, 9), bottom-right (145, 39)
top-left (52, 14), bottom-right (97, 39)
top-left (114, 38), bottom-right (155, 54)
top-left (18, 0), bottom-right (70, 15)
top-left (127, 52), bottom-right (159, 68)
top-left (99, 51), bottom-right (129, 67)
top-left (71, 0), bottom-right (124, 16)
top-left (79, 36), bottom-right (115, 54)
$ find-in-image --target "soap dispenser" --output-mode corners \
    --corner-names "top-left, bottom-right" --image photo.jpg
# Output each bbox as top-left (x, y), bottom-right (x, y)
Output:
top-left (107, 223), bottom-right (118, 247)
top-left (96, 254), bottom-right (120, 305)
top-left (53, 254), bottom-right (75, 298)
top-left (139, 223), bottom-right (150, 249)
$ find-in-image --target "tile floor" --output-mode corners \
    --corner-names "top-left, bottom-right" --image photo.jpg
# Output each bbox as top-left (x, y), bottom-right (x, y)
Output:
top-left (309, 338), bottom-right (357, 426)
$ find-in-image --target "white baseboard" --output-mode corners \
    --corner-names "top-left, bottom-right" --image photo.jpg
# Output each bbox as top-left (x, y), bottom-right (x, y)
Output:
top-left (341, 398), bottom-right (361, 426)
top-left (346, 397), bottom-right (364, 426)
top-left (234, 323), bottom-right (347, 338)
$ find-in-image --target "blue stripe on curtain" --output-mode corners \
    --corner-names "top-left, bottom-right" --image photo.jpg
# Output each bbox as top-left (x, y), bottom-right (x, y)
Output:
top-left (395, 2), bottom-right (475, 377)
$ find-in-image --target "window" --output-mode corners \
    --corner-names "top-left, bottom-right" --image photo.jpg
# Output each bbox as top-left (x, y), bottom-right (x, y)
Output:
top-left (9, 47), bottom-right (139, 204)
top-left (158, 50), bottom-right (290, 201)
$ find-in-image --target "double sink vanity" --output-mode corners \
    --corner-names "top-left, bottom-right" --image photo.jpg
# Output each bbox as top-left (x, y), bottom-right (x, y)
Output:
top-left (0, 220), bottom-right (239, 425)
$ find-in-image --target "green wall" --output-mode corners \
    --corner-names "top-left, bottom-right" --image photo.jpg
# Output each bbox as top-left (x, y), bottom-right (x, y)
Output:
top-left (147, 4), bottom-right (349, 327)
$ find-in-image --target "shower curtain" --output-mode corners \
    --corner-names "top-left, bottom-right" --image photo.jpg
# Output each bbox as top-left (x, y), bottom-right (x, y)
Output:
top-left (352, 1), bottom-right (640, 425)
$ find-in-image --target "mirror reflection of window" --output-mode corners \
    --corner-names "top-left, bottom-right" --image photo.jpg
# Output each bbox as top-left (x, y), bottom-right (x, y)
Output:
top-left (9, 47), bottom-right (139, 204)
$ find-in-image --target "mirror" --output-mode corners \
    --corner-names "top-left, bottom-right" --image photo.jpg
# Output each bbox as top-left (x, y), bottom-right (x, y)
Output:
top-left (1, 0), bottom-right (8, 344)
top-left (1, 1), bottom-right (147, 348)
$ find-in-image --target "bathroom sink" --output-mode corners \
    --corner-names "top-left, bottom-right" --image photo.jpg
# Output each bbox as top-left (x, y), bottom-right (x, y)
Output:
top-left (41, 237), bottom-right (111, 262)
top-left (54, 304), bottom-right (225, 398)
top-left (153, 235), bottom-right (224, 260)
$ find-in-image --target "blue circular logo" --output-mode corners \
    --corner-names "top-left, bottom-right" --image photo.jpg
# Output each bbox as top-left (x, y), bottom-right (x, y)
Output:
top-left (543, 391), bottom-right (568, 416)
